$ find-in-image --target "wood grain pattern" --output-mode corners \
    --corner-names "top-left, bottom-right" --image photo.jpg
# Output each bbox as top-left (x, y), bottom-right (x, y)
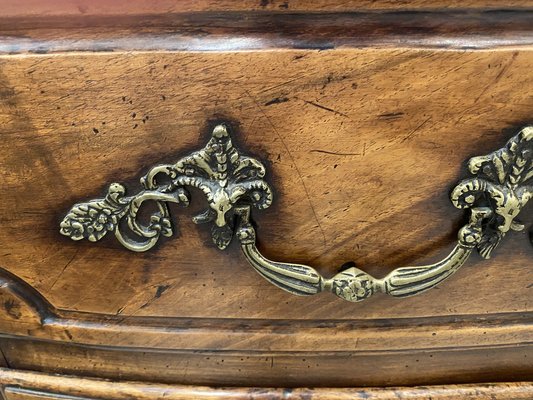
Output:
top-left (1, 369), bottom-right (533, 400)
top-left (0, 47), bottom-right (531, 386)
top-left (2, 0), bottom-right (533, 16)
top-left (1, 336), bottom-right (532, 387)
top-left (0, 7), bottom-right (532, 390)
top-left (1, 10), bottom-right (533, 54)
top-left (1, 49), bottom-right (532, 320)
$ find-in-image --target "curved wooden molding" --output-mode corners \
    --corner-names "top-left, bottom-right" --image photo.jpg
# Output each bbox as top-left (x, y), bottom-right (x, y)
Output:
top-left (1, 368), bottom-right (533, 400)
top-left (1, 10), bottom-right (533, 54)
top-left (0, 266), bottom-right (57, 328)
top-left (0, 265), bottom-right (530, 353)
top-left (0, 266), bottom-right (531, 387)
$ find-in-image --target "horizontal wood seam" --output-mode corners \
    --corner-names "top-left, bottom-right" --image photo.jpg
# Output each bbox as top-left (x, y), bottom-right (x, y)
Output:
top-left (1, 332), bottom-right (531, 356)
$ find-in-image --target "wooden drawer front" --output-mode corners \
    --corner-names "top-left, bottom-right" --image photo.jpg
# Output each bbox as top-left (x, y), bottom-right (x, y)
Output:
top-left (0, 8), bottom-right (531, 388)
top-left (1, 49), bottom-right (532, 319)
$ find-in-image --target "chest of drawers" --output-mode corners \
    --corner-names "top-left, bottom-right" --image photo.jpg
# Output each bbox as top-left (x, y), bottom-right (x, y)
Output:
top-left (0, 1), bottom-right (532, 399)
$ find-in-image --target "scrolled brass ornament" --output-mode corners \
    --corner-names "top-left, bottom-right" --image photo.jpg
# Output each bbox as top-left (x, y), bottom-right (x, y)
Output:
top-left (61, 124), bottom-right (533, 302)
top-left (60, 124), bottom-right (273, 251)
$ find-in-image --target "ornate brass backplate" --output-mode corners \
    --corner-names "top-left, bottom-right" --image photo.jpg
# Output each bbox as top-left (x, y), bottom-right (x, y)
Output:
top-left (60, 125), bottom-right (273, 251)
top-left (60, 124), bottom-right (533, 302)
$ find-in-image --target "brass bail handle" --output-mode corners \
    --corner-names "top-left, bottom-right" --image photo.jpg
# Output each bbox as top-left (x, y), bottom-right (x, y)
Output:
top-left (60, 124), bottom-right (533, 303)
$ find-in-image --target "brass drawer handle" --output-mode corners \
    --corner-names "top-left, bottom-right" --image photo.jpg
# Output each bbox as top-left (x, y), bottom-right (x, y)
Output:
top-left (60, 124), bottom-right (533, 302)
top-left (235, 205), bottom-right (490, 301)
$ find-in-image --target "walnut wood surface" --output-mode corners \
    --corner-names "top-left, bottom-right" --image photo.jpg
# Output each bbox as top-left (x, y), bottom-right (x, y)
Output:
top-left (0, 47), bottom-right (532, 386)
top-left (1, 369), bottom-right (533, 400)
top-left (0, 268), bottom-right (530, 386)
top-left (0, 7), bottom-right (532, 389)
top-left (2, 0), bottom-right (533, 16)
top-left (2, 335), bottom-right (532, 387)
top-left (2, 10), bottom-right (533, 53)
top-left (1, 49), bottom-right (532, 320)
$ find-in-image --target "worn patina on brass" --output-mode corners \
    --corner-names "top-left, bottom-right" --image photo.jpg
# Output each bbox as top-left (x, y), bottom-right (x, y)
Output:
top-left (61, 124), bottom-right (532, 302)
top-left (60, 124), bottom-right (273, 251)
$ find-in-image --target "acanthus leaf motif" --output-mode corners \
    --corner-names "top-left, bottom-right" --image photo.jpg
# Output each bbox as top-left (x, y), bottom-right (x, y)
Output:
top-left (450, 126), bottom-right (533, 258)
top-left (60, 124), bottom-right (273, 251)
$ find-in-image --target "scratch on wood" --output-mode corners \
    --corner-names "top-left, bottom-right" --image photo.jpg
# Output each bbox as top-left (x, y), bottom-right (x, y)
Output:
top-left (300, 98), bottom-right (349, 118)
top-left (0, 346), bottom-right (11, 368)
top-left (378, 112), bottom-right (405, 120)
top-left (401, 117), bottom-right (431, 143)
top-left (244, 90), bottom-right (327, 246)
top-left (140, 284), bottom-right (172, 309)
top-left (310, 149), bottom-right (360, 156)
top-left (258, 74), bottom-right (312, 94)
top-left (49, 249), bottom-right (79, 290)
top-left (264, 97), bottom-right (289, 106)
top-left (154, 284), bottom-right (171, 299)
top-left (474, 51), bottom-right (518, 103)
